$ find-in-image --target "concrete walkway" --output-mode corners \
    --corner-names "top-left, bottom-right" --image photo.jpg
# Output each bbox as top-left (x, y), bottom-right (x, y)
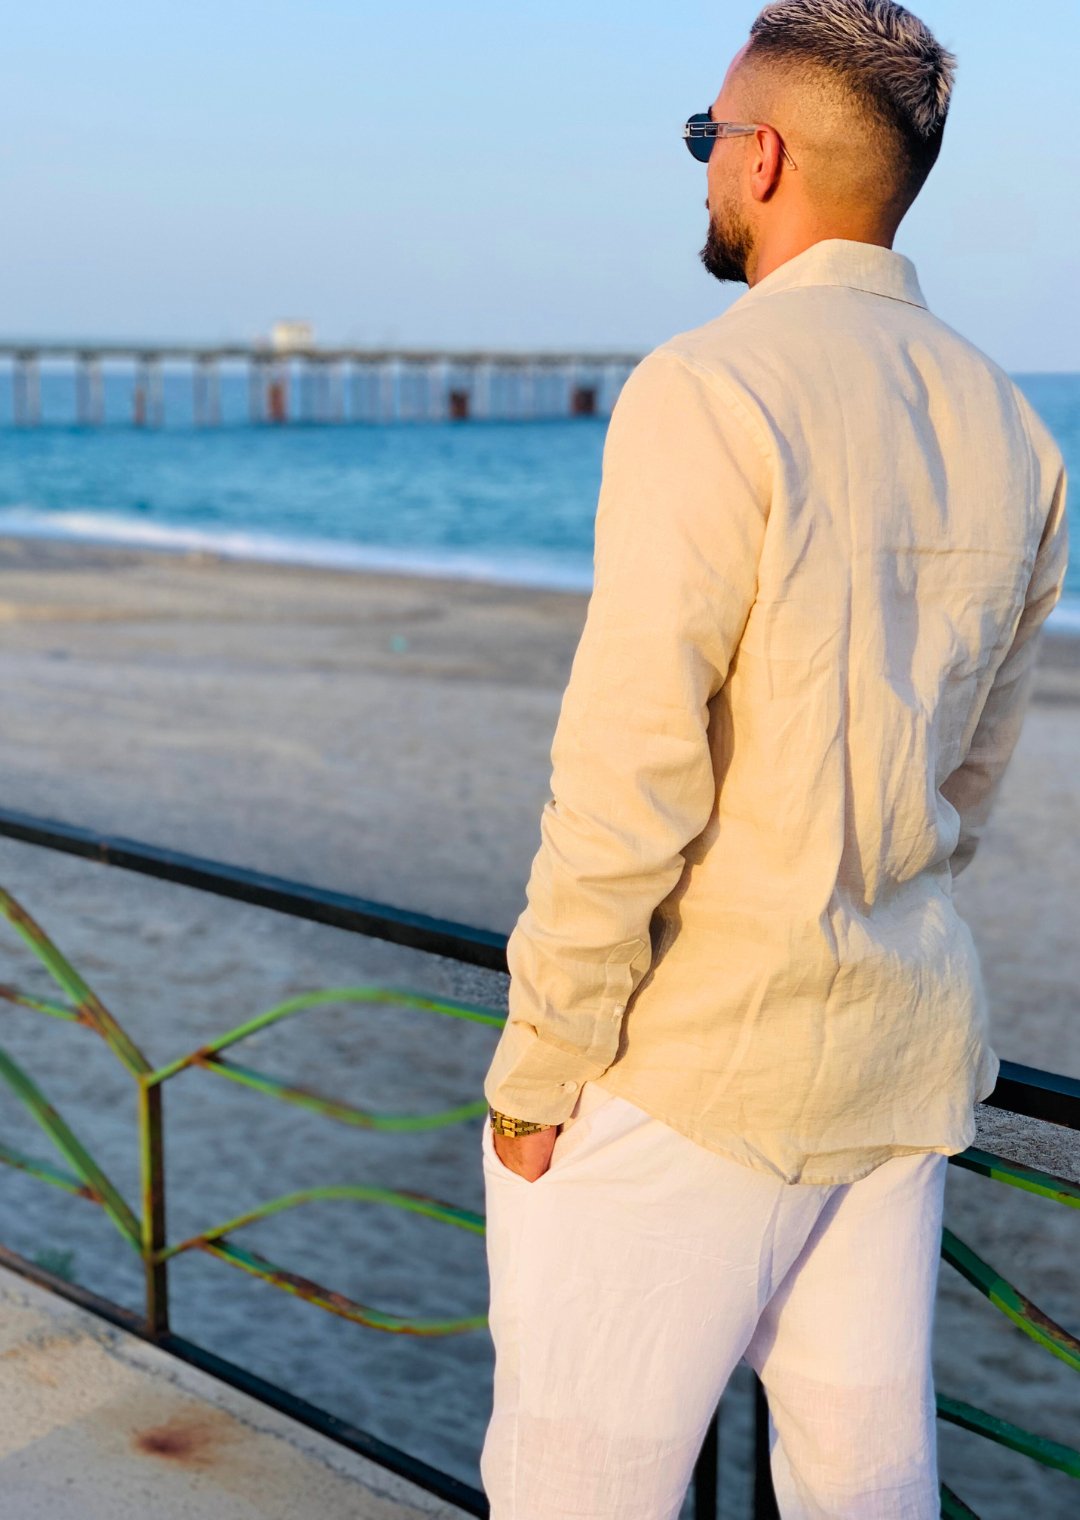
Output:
top-left (0, 1265), bottom-right (471, 1519)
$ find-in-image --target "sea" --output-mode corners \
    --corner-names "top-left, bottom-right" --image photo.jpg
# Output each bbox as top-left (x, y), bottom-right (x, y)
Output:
top-left (0, 366), bottom-right (1077, 628)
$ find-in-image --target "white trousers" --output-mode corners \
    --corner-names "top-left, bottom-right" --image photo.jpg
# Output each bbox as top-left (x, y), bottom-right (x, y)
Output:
top-left (480, 1080), bottom-right (948, 1520)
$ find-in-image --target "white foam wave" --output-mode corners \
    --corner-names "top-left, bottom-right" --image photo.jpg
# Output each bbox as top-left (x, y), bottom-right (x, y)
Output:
top-left (0, 506), bottom-right (594, 593)
top-left (1, 505), bottom-right (1078, 634)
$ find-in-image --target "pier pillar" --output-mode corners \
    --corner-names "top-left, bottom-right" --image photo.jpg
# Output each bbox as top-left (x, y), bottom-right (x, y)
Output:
top-left (350, 364), bottom-right (380, 423)
top-left (194, 357), bottom-right (221, 425)
top-left (299, 361), bottom-right (314, 423)
top-left (311, 361), bottom-right (339, 424)
top-left (570, 382), bottom-right (597, 416)
top-left (310, 362), bottom-right (324, 423)
top-left (398, 361), bottom-right (429, 422)
top-left (443, 365), bottom-right (469, 420)
top-left (194, 357), bottom-right (221, 426)
top-left (506, 363), bottom-right (524, 419)
top-left (472, 362), bottom-right (490, 420)
top-left (327, 362), bottom-right (345, 423)
top-left (399, 363), bottom-right (414, 421)
top-left (476, 363), bottom-right (498, 422)
top-left (149, 359), bottom-right (164, 426)
top-left (520, 362), bottom-right (536, 420)
top-left (134, 356), bottom-right (164, 427)
top-left (379, 362), bottom-right (397, 423)
top-left (12, 353), bottom-right (41, 426)
top-left (428, 360), bottom-right (448, 421)
top-left (540, 361), bottom-right (560, 419)
top-left (267, 364), bottom-right (288, 424)
top-left (76, 355), bottom-right (104, 426)
top-left (249, 357), bottom-right (265, 424)
top-left (348, 364), bottom-right (363, 422)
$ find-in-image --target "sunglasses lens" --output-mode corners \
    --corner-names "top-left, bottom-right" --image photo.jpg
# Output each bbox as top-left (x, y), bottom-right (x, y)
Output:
top-left (684, 113), bottom-right (714, 163)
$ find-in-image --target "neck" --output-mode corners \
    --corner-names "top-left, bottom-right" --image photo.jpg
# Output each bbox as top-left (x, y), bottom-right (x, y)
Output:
top-left (747, 225), bottom-right (897, 287)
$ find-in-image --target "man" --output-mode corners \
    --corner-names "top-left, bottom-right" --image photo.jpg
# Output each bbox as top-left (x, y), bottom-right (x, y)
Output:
top-left (480, 2), bottom-right (1070, 1516)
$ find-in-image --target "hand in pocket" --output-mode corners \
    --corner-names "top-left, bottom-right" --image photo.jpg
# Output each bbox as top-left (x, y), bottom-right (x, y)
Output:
top-left (492, 1124), bottom-right (561, 1183)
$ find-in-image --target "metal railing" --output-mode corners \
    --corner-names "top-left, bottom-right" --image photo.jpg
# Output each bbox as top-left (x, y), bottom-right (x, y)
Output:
top-left (0, 804), bottom-right (1077, 1519)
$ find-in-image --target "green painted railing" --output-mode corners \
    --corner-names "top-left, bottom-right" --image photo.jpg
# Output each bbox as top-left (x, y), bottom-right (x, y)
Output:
top-left (0, 886), bottom-right (497, 1338)
top-left (2, 839), bottom-right (1079, 1518)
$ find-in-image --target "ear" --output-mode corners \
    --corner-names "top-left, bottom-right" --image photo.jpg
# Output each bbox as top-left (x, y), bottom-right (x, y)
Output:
top-left (747, 125), bottom-right (785, 202)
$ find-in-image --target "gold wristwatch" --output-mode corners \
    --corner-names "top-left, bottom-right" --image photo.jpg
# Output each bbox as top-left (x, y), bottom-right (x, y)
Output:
top-left (488, 1106), bottom-right (555, 1138)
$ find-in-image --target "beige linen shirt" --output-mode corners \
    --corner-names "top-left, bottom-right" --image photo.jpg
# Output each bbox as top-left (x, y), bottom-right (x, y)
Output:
top-left (483, 236), bottom-right (1070, 1184)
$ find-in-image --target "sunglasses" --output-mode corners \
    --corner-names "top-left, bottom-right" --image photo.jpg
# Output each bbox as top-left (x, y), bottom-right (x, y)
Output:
top-left (683, 110), bottom-right (798, 170)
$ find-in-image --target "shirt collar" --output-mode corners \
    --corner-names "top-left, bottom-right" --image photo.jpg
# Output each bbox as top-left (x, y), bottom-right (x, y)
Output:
top-left (726, 237), bottom-right (928, 312)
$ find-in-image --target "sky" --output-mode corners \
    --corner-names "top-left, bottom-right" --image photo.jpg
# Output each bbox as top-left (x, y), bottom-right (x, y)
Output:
top-left (0, 1), bottom-right (1077, 371)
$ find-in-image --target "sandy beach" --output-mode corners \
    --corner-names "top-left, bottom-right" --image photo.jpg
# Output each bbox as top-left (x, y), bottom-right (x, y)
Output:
top-left (1, 533), bottom-right (1078, 1516)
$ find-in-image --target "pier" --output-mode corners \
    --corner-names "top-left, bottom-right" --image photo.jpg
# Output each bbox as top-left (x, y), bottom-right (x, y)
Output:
top-left (0, 340), bottom-right (644, 426)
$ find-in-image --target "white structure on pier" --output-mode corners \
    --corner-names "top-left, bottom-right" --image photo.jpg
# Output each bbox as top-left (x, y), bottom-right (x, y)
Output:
top-left (270, 320), bottom-right (315, 354)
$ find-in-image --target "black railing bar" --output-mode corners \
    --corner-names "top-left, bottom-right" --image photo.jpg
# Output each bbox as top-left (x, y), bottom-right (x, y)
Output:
top-left (753, 1376), bottom-right (781, 1519)
top-left (0, 1242), bottom-right (488, 1517)
top-left (692, 1410), bottom-right (720, 1520)
top-left (979, 1059), bottom-right (1080, 1132)
top-left (0, 807), bottom-right (509, 973)
top-left (1, 807), bottom-right (1078, 1133)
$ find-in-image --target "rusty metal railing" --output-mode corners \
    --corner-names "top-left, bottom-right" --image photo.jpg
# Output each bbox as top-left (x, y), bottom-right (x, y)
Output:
top-left (1, 806), bottom-right (1078, 1519)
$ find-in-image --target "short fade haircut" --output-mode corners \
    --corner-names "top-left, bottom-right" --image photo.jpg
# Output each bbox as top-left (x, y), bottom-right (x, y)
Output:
top-left (744, 0), bottom-right (957, 204)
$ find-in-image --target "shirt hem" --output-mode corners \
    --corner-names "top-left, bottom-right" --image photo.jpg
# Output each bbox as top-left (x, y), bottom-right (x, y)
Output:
top-left (589, 1064), bottom-right (977, 1187)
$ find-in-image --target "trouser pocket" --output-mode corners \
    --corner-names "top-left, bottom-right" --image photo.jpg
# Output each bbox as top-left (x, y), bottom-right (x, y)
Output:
top-left (480, 1079), bottom-right (622, 1188)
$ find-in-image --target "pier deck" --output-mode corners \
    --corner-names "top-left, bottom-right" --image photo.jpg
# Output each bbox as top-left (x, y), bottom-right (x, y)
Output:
top-left (0, 1264), bottom-right (469, 1520)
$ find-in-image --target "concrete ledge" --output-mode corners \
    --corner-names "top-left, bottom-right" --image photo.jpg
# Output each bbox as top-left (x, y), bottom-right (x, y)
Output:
top-left (0, 1265), bottom-right (472, 1520)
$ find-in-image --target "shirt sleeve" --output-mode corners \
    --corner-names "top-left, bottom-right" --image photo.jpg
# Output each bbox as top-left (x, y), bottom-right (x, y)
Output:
top-left (941, 442), bottom-right (1069, 877)
top-left (482, 347), bottom-right (771, 1124)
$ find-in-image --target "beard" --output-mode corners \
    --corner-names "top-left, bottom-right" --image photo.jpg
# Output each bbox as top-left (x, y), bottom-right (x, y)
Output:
top-left (699, 198), bottom-right (754, 285)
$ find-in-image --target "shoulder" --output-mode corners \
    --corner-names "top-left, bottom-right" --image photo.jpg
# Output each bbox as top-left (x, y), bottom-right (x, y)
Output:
top-left (904, 313), bottom-right (1065, 480)
top-left (1008, 380), bottom-right (1067, 484)
top-left (616, 320), bottom-right (770, 459)
top-left (647, 306), bottom-right (760, 386)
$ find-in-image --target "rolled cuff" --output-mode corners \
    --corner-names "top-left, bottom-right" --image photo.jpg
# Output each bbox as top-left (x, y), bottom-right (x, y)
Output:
top-left (484, 933), bottom-right (650, 1124)
top-left (482, 1017), bottom-right (617, 1125)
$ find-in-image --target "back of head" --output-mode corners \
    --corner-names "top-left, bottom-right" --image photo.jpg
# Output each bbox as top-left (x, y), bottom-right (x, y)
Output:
top-left (741, 0), bottom-right (957, 220)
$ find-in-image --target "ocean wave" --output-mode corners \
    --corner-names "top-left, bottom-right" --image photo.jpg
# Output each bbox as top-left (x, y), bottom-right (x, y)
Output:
top-left (0, 504), bottom-right (1077, 634)
top-left (0, 506), bottom-right (595, 593)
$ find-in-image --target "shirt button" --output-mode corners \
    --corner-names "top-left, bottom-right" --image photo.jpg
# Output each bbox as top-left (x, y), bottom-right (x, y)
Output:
top-left (562, 1080), bottom-right (579, 1093)
top-left (611, 1003), bottom-right (626, 1017)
